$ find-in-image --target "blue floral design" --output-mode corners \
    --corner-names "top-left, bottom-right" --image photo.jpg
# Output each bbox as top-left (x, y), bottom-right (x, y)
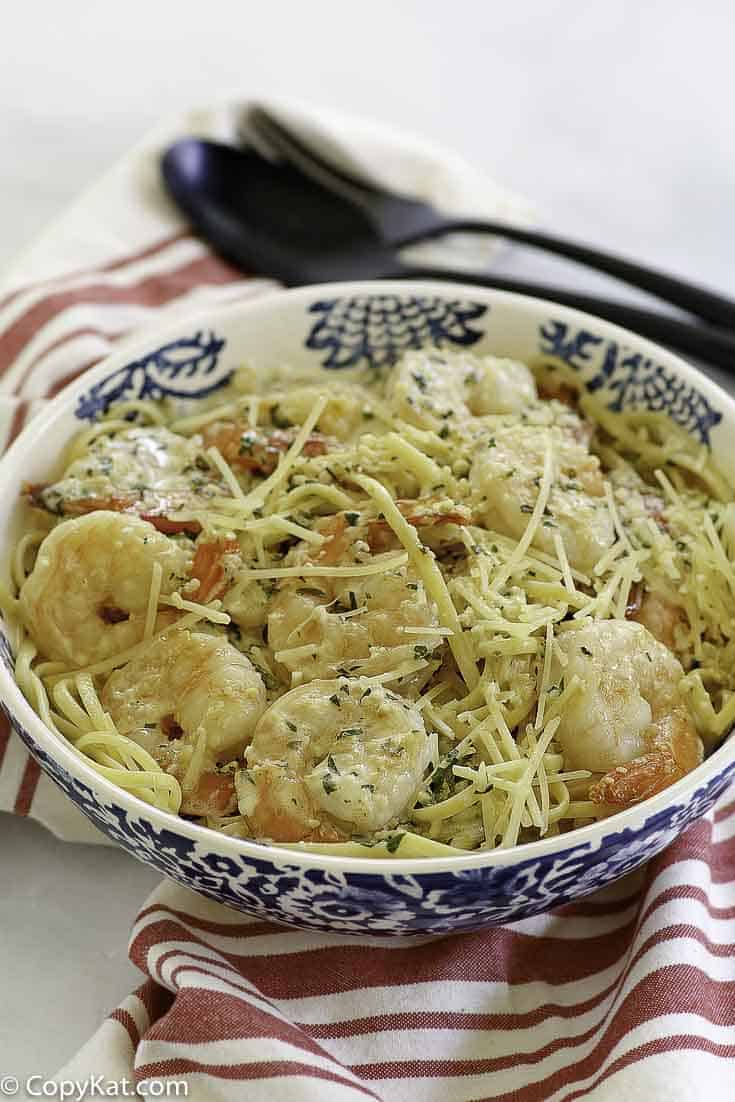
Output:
top-left (538, 320), bottom-right (722, 444)
top-left (305, 295), bottom-right (487, 369)
top-left (75, 331), bottom-right (230, 420)
top-left (6, 701), bottom-right (734, 935)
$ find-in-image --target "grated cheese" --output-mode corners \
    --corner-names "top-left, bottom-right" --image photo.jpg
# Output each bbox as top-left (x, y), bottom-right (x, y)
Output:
top-left (206, 446), bottom-right (248, 504)
top-left (232, 394), bottom-right (328, 518)
top-left (534, 622), bottom-right (554, 731)
top-left (553, 531), bottom-right (576, 594)
top-left (160, 591), bottom-right (231, 625)
top-left (143, 561), bottom-right (163, 641)
top-left (233, 551), bottom-right (408, 582)
top-left (355, 473), bottom-right (479, 689)
top-left (488, 441), bottom-right (554, 595)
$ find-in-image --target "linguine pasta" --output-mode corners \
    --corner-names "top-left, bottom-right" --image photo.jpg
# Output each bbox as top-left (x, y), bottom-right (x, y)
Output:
top-left (2, 350), bottom-right (734, 858)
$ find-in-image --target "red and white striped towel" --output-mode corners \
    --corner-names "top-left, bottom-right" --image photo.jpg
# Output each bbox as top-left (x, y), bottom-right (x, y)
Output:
top-left (55, 810), bottom-right (735, 1101)
top-left (1, 102), bottom-right (734, 1100)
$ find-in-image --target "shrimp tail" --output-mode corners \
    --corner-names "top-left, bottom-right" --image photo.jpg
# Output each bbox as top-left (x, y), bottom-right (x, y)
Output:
top-left (140, 514), bottom-right (202, 535)
top-left (190, 538), bottom-right (240, 602)
top-left (590, 749), bottom-right (682, 806)
top-left (591, 711), bottom-right (703, 807)
top-left (202, 422), bottom-right (329, 475)
top-left (244, 764), bottom-right (344, 843)
top-left (22, 482), bottom-right (202, 535)
top-left (180, 771), bottom-right (237, 816)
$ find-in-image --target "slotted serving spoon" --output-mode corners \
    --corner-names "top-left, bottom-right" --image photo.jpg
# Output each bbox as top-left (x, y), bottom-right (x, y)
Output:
top-left (161, 138), bottom-right (735, 369)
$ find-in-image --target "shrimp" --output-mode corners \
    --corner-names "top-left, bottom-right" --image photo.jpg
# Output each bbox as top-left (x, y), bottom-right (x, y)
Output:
top-left (200, 423), bottom-right (330, 475)
top-left (268, 568), bottom-right (440, 684)
top-left (101, 629), bottom-right (267, 815)
top-left (267, 512), bottom-right (442, 684)
top-left (627, 586), bottom-right (689, 652)
top-left (316, 502), bottom-right (472, 562)
top-left (260, 380), bottom-right (379, 440)
top-left (552, 619), bottom-right (702, 807)
top-left (238, 677), bottom-right (434, 842)
top-left (470, 424), bottom-right (614, 573)
top-left (102, 629), bottom-right (266, 757)
top-left (190, 538), bottom-right (241, 603)
top-left (387, 350), bottom-right (537, 431)
top-left (26, 426), bottom-right (223, 534)
top-left (19, 511), bottom-right (192, 666)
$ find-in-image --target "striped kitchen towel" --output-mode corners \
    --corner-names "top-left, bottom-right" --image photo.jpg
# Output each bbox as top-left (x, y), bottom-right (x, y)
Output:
top-left (54, 808), bottom-right (735, 1100)
top-left (1, 101), bottom-right (733, 1100)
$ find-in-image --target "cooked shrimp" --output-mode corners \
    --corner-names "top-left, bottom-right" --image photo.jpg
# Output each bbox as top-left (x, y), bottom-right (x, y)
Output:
top-left (267, 511), bottom-right (441, 684)
top-left (238, 677), bottom-right (434, 842)
top-left (200, 423), bottom-right (330, 475)
top-left (268, 567), bottom-right (440, 684)
top-left (316, 502), bottom-right (472, 563)
top-left (26, 426), bottom-right (222, 533)
top-left (367, 500), bottom-right (472, 553)
top-left (552, 619), bottom-right (702, 806)
top-left (190, 538), bottom-right (241, 603)
top-left (260, 380), bottom-right (379, 440)
top-left (470, 424), bottom-right (614, 573)
top-left (387, 350), bottom-right (537, 431)
top-left (627, 586), bottom-right (689, 652)
top-left (102, 629), bottom-right (266, 816)
top-left (19, 511), bottom-right (192, 666)
top-left (102, 628), bottom-right (266, 757)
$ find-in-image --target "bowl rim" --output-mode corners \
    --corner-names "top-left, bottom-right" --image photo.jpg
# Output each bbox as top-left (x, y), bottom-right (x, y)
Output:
top-left (1, 278), bottom-right (733, 875)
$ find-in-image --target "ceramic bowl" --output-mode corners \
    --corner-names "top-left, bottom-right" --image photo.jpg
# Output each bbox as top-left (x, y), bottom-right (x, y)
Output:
top-left (1, 281), bottom-right (734, 935)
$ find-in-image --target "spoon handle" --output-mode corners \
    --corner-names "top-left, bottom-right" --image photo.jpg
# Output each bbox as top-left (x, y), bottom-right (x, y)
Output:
top-left (397, 265), bottom-right (735, 370)
top-left (397, 220), bottom-right (735, 330)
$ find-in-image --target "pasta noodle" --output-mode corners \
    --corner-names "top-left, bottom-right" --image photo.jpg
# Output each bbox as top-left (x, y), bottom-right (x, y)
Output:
top-left (2, 348), bottom-right (733, 858)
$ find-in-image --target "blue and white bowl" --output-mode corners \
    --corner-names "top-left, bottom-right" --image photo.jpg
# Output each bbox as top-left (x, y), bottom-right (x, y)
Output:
top-left (1, 282), bottom-right (734, 935)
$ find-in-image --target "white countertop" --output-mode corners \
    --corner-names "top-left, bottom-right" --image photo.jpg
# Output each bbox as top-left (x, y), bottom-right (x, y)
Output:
top-left (1, 0), bottom-right (734, 1083)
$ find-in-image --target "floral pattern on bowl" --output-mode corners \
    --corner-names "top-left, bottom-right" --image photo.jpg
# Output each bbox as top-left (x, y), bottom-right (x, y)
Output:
top-left (1, 281), bottom-right (732, 935)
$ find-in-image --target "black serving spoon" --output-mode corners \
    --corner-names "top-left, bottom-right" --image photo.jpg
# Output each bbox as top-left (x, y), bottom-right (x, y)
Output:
top-left (161, 139), bottom-right (735, 370)
top-left (249, 104), bottom-right (735, 332)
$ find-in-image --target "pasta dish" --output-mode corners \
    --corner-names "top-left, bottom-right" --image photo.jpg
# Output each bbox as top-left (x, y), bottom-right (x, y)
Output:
top-left (2, 349), bottom-right (734, 857)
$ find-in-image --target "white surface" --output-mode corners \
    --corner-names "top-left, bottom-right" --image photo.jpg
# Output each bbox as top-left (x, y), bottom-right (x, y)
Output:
top-left (0, 814), bottom-right (159, 1080)
top-left (1, 0), bottom-right (734, 1084)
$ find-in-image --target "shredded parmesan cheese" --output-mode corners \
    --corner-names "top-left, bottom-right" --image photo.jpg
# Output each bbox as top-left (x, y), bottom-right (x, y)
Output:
top-left (233, 551), bottom-right (409, 582)
top-left (489, 441), bottom-right (554, 594)
top-left (355, 473), bottom-right (479, 689)
top-left (143, 561), bottom-right (163, 641)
